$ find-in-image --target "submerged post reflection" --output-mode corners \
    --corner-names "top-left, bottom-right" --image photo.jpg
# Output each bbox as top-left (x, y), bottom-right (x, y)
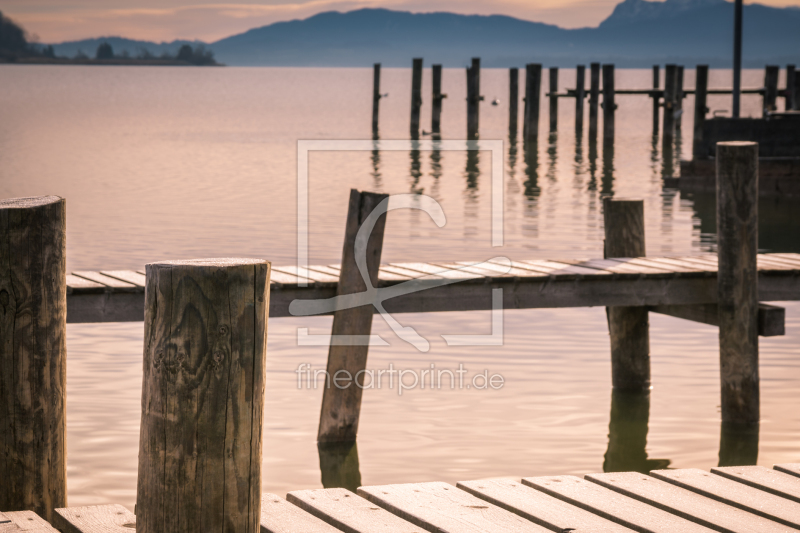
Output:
top-left (603, 390), bottom-right (670, 473)
top-left (719, 422), bottom-right (759, 467)
top-left (318, 441), bottom-right (362, 492)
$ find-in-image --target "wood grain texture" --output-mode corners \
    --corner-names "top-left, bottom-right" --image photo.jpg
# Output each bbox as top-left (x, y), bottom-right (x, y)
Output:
top-left (586, 471), bottom-right (793, 533)
top-left (318, 190), bottom-right (388, 443)
top-left (712, 466), bottom-right (800, 503)
top-left (52, 504), bottom-right (136, 532)
top-left (358, 482), bottom-right (550, 533)
top-left (522, 475), bottom-right (714, 533)
top-left (260, 493), bottom-right (340, 533)
top-left (652, 468), bottom-right (800, 529)
top-left (0, 511), bottom-right (59, 532)
top-left (100, 270), bottom-right (146, 288)
top-left (0, 196), bottom-right (67, 523)
top-left (457, 478), bottom-right (632, 532)
top-left (136, 258), bottom-right (270, 533)
top-left (523, 63), bottom-right (541, 142)
top-left (287, 488), bottom-right (427, 533)
top-left (716, 142), bottom-right (760, 424)
top-left (72, 272), bottom-right (137, 291)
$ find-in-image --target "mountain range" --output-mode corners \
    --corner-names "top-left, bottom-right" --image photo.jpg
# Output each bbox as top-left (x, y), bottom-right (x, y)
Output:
top-left (49, 0), bottom-right (800, 67)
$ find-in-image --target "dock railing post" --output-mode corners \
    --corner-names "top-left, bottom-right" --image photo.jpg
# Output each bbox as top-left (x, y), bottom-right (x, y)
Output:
top-left (603, 198), bottom-right (650, 391)
top-left (410, 58), bottom-right (423, 138)
top-left (523, 63), bottom-right (541, 143)
top-left (549, 67), bottom-right (558, 133)
top-left (692, 65), bottom-right (709, 159)
top-left (372, 63), bottom-right (381, 136)
top-left (432, 64), bottom-right (444, 134)
top-left (652, 65), bottom-right (660, 135)
top-left (136, 258), bottom-right (270, 533)
top-left (785, 65), bottom-right (795, 111)
top-left (467, 57), bottom-right (481, 140)
top-left (763, 65), bottom-right (779, 116)
top-left (602, 64), bottom-right (616, 143)
top-left (318, 189), bottom-right (388, 443)
top-left (0, 196), bottom-right (67, 523)
top-left (663, 64), bottom-right (677, 145)
top-left (509, 67), bottom-right (519, 134)
top-left (588, 63), bottom-right (600, 140)
top-left (575, 65), bottom-right (586, 134)
top-left (716, 142), bottom-right (759, 426)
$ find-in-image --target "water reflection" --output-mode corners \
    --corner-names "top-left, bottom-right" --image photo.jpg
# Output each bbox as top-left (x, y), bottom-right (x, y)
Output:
top-left (601, 139), bottom-right (615, 198)
top-left (409, 139), bottom-right (423, 194)
top-left (429, 136), bottom-right (443, 201)
top-left (318, 441), bottom-right (362, 492)
top-left (718, 423), bottom-right (759, 467)
top-left (371, 137), bottom-right (383, 191)
top-left (587, 135), bottom-right (598, 194)
top-left (546, 133), bottom-right (558, 184)
top-left (603, 390), bottom-right (671, 474)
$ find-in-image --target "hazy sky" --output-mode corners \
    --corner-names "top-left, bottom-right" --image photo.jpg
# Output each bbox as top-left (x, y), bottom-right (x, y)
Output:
top-left (5, 0), bottom-right (800, 43)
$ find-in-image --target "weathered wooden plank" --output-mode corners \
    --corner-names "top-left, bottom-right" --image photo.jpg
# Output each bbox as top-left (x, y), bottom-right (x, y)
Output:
top-left (269, 269), bottom-right (314, 286)
top-left (67, 292), bottom-right (145, 323)
top-left (774, 464), bottom-right (800, 479)
top-left (619, 257), bottom-right (709, 275)
top-left (273, 266), bottom-right (338, 285)
top-left (759, 255), bottom-right (800, 268)
top-left (358, 482), bottom-right (551, 533)
top-left (0, 513), bottom-right (8, 524)
top-left (521, 475), bottom-right (714, 533)
top-left (712, 466), bottom-right (800, 503)
top-left (52, 504), bottom-right (136, 532)
top-left (260, 494), bottom-right (340, 533)
top-left (433, 261), bottom-right (535, 279)
top-left (72, 271), bottom-right (138, 292)
top-left (645, 257), bottom-right (718, 272)
top-left (100, 270), bottom-right (146, 288)
top-left (772, 253), bottom-right (800, 265)
top-left (517, 259), bottom-right (614, 278)
top-left (757, 257), bottom-right (800, 271)
top-left (605, 259), bottom-right (677, 275)
top-left (457, 478), bottom-right (633, 532)
top-left (650, 303), bottom-right (785, 337)
top-left (0, 511), bottom-right (59, 532)
top-left (66, 274), bottom-right (105, 294)
top-left (586, 471), bottom-right (793, 533)
top-left (651, 468), bottom-right (800, 529)
top-left (391, 262), bottom-right (481, 280)
top-left (286, 488), bottom-right (427, 533)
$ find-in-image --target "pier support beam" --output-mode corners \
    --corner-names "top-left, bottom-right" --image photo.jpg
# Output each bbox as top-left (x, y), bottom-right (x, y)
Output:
top-left (136, 258), bottom-right (270, 533)
top-left (652, 65), bottom-right (660, 135)
top-left (763, 65), bottom-right (779, 116)
top-left (794, 69), bottom-right (800, 111)
top-left (675, 66), bottom-right (685, 130)
top-left (692, 65), bottom-right (709, 159)
top-left (318, 190), bottom-right (388, 443)
top-left (0, 196), bottom-right (67, 523)
top-left (466, 58), bottom-right (481, 140)
top-left (575, 65), bottom-right (586, 134)
top-left (785, 65), bottom-right (795, 111)
top-left (410, 58), bottom-right (423, 138)
top-left (589, 63), bottom-right (600, 140)
top-left (716, 142), bottom-right (759, 425)
top-left (602, 64), bottom-right (616, 143)
top-left (604, 198), bottom-right (650, 391)
top-left (509, 67), bottom-right (519, 134)
top-left (372, 63), bottom-right (381, 137)
top-left (549, 67), bottom-right (558, 133)
top-left (663, 65), bottom-right (677, 146)
top-left (431, 64), bottom-right (444, 134)
top-left (523, 63), bottom-right (542, 143)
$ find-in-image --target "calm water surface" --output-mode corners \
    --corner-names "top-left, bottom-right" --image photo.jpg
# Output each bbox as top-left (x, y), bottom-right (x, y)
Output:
top-left (1, 65), bottom-right (799, 510)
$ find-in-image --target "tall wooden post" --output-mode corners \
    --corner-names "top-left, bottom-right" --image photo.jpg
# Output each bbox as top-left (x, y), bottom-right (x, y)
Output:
top-left (589, 62), bottom-right (600, 139)
top-left (763, 65), bottom-right (779, 116)
top-left (675, 66), bottom-right (685, 130)
top-left (371, 63), bottom-right (381, 136)
top-left (663, 64), bottom-right (677, 145)
top-left (693, 65), bottom-right (709, 159)
top-left (602, 64), bottom-right (616, 143)
top-left (786, 65), bottom-right (796, 111)
top-left (318, 190), bottom-right (388, 443)
top-left (575, 65), bottom-right (586, 134)
top-left (732, 0), bottom-right (743, 117)
top-left (652, 65), bottom-right (660, 135)
top-left (523, 63), bottom-right (542, 143)
top-left (549, 67), bottom-right (558, 133)
top-left (410, 58), bottom-right (423, 138)
top-left (509, 67), bottom-right (519, 134)
top-left (467, 57), bottom-right (481, 140)
top-left (716, 141), bottom-right (759, 426)
top-left (431, 64), bottom-right (443, 134)
top-left (795, 70), bottom-right (800, 111)
top-left (0, 196), bottom-right (67, 523)
top-left (137, 258), bottom-right (270, 533)
top-left (604, 198), bottom-right (650, 391)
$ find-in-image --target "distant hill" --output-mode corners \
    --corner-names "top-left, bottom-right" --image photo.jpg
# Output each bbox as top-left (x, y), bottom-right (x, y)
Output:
top-left (48, 0), bottom-right (800, 67)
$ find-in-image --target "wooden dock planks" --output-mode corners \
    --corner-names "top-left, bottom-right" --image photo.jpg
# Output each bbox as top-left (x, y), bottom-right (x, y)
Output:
top-left (711, 466), bottom-right (800, 503)
top-left (260, 494), bottom-right (340, 533)
top-left (0, 511), bottom-right (60, 532)
top-left (52, 504), bottom-right (135, 533)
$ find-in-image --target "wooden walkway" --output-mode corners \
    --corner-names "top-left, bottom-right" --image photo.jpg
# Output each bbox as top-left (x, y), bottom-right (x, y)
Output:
top-left (4, 463), bottom-right (800, 532)
top-left (66, 253), bottom-right (800, 324)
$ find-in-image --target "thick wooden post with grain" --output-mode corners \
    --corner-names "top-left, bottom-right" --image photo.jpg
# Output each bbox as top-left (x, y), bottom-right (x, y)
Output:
top-left (0, 196), bottom-right (67, 523)
top-left (588, 62), bottom-right (600, 139)
top-left (651, 65), bottom-right (660, 134)
top-left (692, 65), bottom-right (709, 159)
top-left (523, 63), bottom-right (541, 142)
top-left (662, 64), bottom-right (677, 145)
top-left (509, 67), bottom-right (519, 133)
top-left (318, 190), bottom-right (389, 443)
top-left (410, 58), bottom-right (423, 138)
top-left (784, 64), bottom-right (795, 111)
top-left (372, 63), bottom-right (381, 136)
top-left (136, 258), bottom-right (271, 533)
top-left (601, 64), bottom-right (616, 143)
top-left (549, 67), bottom-right (558, 132)
top-left (603, 198), bottom-right (650, 391)
top-left (466, 57), bottom-right (481, 140)
top-left (431, 64), bottom-right (444, 134)
top-left (575, 65), bottom-right (586, 134)
top-left (763, 65), bottom-right (779, 116)
top-left (716, 142), bottom-right (759, 425)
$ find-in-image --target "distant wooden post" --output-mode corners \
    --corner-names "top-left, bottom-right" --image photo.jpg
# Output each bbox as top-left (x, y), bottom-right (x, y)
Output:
top-left (675, 66), bottom-right (685, 130)
top-left (692, 65), bottom-right (709, 159)
top-left (575, 65), bottom-right (586, 134)
top-left (663, 64), bottom-right (677, 145)
top-left (549, 67), bottom-right (558, 133)
top-left (794, 70), bottom-right (800, 111)
top-left (523, 63), bottom-right (542, 143)
top-left (652, 65), bottom-right (660, 135)
top-left (137, 258), bottom-right (270, 533)
top-left (602, 64), bottom-right (616, 143)
top-left (0, 196), bottom-right (67, 523)
top-left (604, 198), bottom-right (650, 391)
top-left (716, 141), bottom-right (759, 425)
top-left (466, 57), bottom-right (481, 140)
top-left (509, 67), bottom-right (519, 134)
top-left (431, 64), bottom-right (444, 134)
top-left (410, 58), bottom-right (423, 138)
top-left (785, 65), bottom-right (795, 111)
top-left (589, 62), bottom-right (600, 139)
top-left (318, 190), bottom-right (388, 443)
top-left (372, 63), bottom-right (381, 136)
top-left (763, 65), bottom-right (779, 116)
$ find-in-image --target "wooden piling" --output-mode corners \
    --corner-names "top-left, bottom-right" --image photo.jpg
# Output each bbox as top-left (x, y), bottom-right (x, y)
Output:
top-left (136, 258), bottom-right (271, 533)
top-left (589, 63), bottom-right (600, 139)
top-left (716, 141), bottom-right (759, 425)
top-left (466, 58), bottom-right (481, 140)
top-left (575, 65), bottom-right (586, 134)
top-left (602, 64), bottom-right (616, 143)
top-left (372, 63), bottom-right (380, 136)
top-left (652, 65), bottom-right (660, 135)
top-left (794, 69), bottom-right (800, 111)
top-left (523, 63), bottom-right (542, 143)
top-left (318, 190), bottom-right (389, 443)
top-left (509, 67), bottom-right (519, 133)
top-left (549, 67), bottom-right (558, 133)
top-left (663, 64), bottom-right (677, 145)
top-left (732, 0), bottom-right (743, 117)
top-left (692, 65), bottom-right (709, 159)
top-left (603, 198), bottom-right (650, 391)
top-left (431, 64), bottom-right (443, 134)
top-left (763, 65), bottom-right (779, 116)
top-left (0, 196), bottom-right (67, 523)
top-left (675, 66), bottom-right (685, 130)
top-left (410, 58), bottom-right (423, 138)
top-left (785, 65), bottom-right (795, 111)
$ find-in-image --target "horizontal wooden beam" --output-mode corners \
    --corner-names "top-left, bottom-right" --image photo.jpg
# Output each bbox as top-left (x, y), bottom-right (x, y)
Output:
top-left (650, 303), bottom-right (785, 336)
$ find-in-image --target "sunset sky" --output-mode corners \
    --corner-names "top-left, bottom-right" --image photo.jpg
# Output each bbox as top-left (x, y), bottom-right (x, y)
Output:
top-left (4, 0), bottom-right (800, 44)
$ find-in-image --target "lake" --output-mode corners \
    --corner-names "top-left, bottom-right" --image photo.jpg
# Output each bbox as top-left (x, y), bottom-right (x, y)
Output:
top-left (1, 65), bottom-right (798, 510)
